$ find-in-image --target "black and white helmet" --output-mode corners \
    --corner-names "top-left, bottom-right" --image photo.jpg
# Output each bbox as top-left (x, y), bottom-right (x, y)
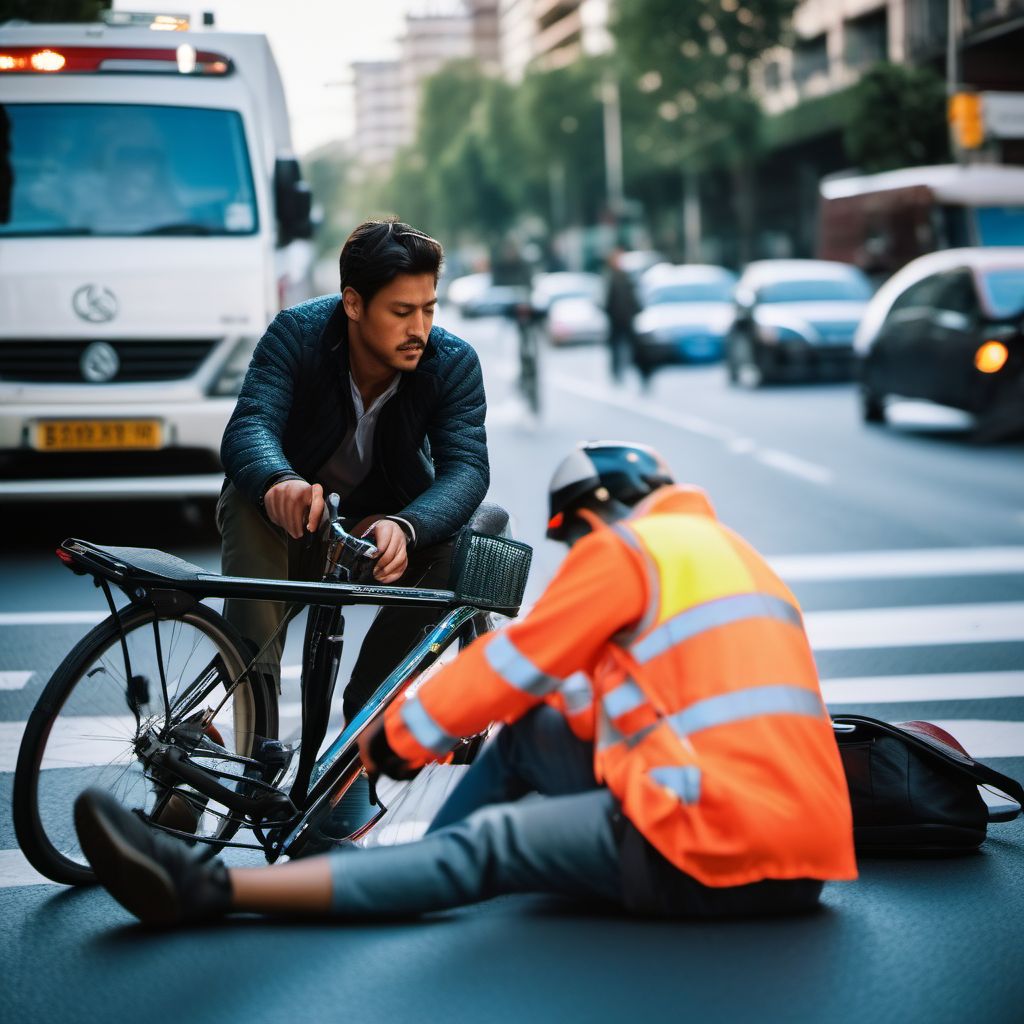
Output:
top-left (546, 441), bottom-right (674, 540)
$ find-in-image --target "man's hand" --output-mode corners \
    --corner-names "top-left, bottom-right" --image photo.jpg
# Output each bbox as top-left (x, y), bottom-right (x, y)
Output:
top-left (362, 519), bottom-right (408, 583)
top-left (263, 479), bottom-right (325, 540)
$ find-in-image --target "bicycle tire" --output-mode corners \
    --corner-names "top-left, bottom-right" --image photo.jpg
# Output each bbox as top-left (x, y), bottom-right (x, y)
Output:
top-left (13, 602), bottom-right (276, 886)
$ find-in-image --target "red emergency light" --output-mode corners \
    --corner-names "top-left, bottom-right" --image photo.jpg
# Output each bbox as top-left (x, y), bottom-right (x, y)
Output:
top-left (0, 46), bottom-right (232, 74)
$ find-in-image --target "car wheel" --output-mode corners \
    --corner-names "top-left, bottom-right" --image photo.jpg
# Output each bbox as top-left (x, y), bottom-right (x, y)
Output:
top-left (861, 387), bottom-right (885, 424)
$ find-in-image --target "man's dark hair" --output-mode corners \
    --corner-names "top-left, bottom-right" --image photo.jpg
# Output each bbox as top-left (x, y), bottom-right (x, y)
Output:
top-left (339, 218), bottom-right (444, 305)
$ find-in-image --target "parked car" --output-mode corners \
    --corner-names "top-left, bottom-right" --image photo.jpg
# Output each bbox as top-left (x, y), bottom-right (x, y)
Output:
top-left (726, 260), bottom-right (873, 386)
top-left (546, 296), bottom-right (610, 346)
top-left (530, 272), bottom-right (604, 316)
top-left (632, 264), bottom-right (737, 371)
top-left (855, 247), bottom-right (1024, 435)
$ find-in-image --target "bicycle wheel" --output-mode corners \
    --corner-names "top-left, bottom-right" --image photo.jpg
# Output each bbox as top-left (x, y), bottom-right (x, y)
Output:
top-left (13, 602), bottom-right (276, 886)
top-left (517, 322), bottom-right (541, 416)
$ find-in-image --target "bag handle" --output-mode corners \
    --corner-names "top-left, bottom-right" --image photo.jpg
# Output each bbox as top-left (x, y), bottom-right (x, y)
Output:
top-left (832, 714), bottom-right (1024, 823)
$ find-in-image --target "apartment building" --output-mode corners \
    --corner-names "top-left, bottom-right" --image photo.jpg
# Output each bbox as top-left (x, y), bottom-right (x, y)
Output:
top-left (352, 1), bottom-right (501, 167)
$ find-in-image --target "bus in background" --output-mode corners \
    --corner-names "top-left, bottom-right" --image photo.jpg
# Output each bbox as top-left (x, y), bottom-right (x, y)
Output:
top-left (0, 14), bottom-right (315, 504)
top-left (817, 164), bottom-right (1024, 283)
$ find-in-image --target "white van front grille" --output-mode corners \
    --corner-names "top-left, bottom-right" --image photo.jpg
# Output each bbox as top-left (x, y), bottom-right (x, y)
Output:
top-left (0, 339), bottom-right (218, 383)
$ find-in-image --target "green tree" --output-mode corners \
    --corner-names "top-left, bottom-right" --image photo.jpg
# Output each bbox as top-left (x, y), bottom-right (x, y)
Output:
top-left (0, 0), bottom-right (110, 20)
top-left (611, 0), bottom-right (798, 262)
top-left (844, 63), bottom-right (950, 172)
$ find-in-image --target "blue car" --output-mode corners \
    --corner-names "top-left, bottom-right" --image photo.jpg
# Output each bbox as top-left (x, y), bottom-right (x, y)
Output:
top-left (632, 264), bottom-right (738, 374)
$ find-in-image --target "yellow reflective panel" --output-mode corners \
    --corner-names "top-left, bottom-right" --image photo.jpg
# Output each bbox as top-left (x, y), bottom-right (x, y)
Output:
top-left (630, 516), bottom-right (755, 621)
top-left (975, 341), bottom-right (1009, 374)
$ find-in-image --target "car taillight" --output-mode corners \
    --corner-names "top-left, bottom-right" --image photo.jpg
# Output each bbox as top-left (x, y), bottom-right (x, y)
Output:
top-left (0, 46), bottom-right (232, 74)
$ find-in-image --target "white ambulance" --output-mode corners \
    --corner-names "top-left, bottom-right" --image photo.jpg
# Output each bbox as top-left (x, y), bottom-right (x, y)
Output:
top-left (0, 14), bottom-right (315, 501)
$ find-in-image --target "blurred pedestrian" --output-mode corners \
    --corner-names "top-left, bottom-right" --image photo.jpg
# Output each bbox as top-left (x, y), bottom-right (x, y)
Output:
top-left (605, 247), bottom-right (640, 385)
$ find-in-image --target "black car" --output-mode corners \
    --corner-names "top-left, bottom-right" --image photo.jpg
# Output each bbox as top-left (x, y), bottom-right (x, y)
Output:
top-left (855, 249), bottom-right (1024, 435)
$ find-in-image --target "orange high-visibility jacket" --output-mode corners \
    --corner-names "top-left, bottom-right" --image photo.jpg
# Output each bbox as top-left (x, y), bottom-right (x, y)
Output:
top-left (383, 485), bottom-right (858, 888)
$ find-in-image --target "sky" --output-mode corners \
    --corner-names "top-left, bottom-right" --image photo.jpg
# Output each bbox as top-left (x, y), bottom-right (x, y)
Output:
top-left (112, 1), bottom-right (462, 153)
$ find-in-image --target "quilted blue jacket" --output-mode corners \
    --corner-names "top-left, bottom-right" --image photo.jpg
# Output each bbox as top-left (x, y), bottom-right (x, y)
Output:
top-left (221, 294), bottom-right (489, 549)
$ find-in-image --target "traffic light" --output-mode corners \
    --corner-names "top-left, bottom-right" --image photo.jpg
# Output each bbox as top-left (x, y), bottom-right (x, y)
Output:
top-left (948, 92), bottom-right (984, 150)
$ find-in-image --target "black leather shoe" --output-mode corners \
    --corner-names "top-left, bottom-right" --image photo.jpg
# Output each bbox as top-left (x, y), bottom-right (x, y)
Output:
top-left (74, 788), bottom-right (233, 926)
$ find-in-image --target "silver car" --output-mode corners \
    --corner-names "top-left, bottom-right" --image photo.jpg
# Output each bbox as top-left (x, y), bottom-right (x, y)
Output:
top-left (727, 260), bottom-right (873, 387)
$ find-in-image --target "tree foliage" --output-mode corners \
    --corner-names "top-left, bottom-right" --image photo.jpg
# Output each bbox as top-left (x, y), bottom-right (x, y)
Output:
top-left (611, 0), bottom-right (797, 167)
top-left (844, 62), bottom-right (950, 172)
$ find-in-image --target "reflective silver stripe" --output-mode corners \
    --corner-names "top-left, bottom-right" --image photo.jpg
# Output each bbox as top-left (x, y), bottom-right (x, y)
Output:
top-left (649, 765), bottom-right (702, 804)
top-left (400, 696), bottom-right (457, 756)
top-left (632, 592), bottom-right (803, 665)
top-left (597, 698), bottom-right (628, 751)
top-left (667, 684), bottom-right (825, 740)
top-left (611, 522), bottom-right (661, 644)
top-left (560, 672), bottom-right (593, 714)
top-left (602, 678), bottom-right (647, 719)
top-left (484, 632), bottom-right (562, 697)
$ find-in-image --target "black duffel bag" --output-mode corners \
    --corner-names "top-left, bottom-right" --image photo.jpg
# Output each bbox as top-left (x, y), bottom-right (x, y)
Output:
top-left (831, 714), bottom-right (1024, 855)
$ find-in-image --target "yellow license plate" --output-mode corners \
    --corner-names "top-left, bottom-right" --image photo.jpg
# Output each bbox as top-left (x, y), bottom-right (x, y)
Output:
top-left (34, 419), bottom-right (163, 452)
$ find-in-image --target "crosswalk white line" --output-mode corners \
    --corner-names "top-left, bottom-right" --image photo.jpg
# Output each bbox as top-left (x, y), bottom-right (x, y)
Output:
top-left (770, 547), bottom-right (1024, 581)
top-left (0, 849), bottom-right (52, 888)
top-left (0, 672), bottom-right (33, 690)
top-left (822, 671), bottom-right (1024, 705)
top-left (806, 602), bottom-right (1024, 650)
top-left (923, 721), bottom-right (1024, 759)
top-left (0, 611), bottom-right (105, 626)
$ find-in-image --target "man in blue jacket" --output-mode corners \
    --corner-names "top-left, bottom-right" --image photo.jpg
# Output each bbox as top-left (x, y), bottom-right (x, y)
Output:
top-left (217, 219), bottom-right (489, 797)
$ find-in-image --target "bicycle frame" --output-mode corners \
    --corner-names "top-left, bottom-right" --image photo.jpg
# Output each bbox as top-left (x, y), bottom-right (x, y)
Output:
top-left (57, 536), bottom-right (488, 861)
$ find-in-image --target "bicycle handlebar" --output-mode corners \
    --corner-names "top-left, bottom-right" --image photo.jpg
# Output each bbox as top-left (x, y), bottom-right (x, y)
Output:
top-left (324, 492), bottom-right (379, 584)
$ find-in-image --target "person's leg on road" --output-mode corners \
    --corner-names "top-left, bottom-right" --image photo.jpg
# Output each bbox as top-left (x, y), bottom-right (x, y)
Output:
top-left (232, 788), bottom-right (623, 919)
top-left (427, 704), bottom-right (597, 832)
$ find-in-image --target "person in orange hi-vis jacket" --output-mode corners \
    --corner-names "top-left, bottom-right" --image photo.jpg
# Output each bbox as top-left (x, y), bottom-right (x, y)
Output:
top-left (71, 441), bottom-right (857, 926)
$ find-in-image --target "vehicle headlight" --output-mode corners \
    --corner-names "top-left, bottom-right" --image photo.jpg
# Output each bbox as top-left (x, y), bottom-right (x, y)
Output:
top-left (209, 337), bottom-right (259, 396)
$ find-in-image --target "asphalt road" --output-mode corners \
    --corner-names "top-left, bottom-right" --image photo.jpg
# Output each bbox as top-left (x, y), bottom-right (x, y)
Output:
top-left (3, 310), bottom-right (1024, 1023)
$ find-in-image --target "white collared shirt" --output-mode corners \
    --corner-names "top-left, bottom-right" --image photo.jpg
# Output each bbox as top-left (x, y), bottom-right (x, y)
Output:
top-left (316, 372), bottom-right (400, 503)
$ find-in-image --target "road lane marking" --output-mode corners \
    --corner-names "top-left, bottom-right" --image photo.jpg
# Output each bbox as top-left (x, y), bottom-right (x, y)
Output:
top-left (0, 672), bottom-right (33, 690)
top-left (754, 448), bottom-right (833, 485)
top-left (0, 611), bottom-right (104, 626)
top-left (806, 602), bottom-right (1024, 650)
top-left (770, 546), bottom-right (1024, 580)
top-left (0, 849), bottom-right (52, 888)
top-left (550, 372), bottom-right (832, 484)
top-left (822, 671), bottom-right (1024, 705)
top-left (551, 374), bottom-right (738, 440)
top-left (920, 720), bottom-right (1024, 759)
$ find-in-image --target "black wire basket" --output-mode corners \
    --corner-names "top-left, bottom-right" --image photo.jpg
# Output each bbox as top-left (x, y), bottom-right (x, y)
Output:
top-left (449, 529), bottom-right (533, 615)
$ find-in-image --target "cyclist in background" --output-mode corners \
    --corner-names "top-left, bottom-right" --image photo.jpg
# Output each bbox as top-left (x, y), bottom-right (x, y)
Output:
top-left (73, 441), bottom-right (856, 925)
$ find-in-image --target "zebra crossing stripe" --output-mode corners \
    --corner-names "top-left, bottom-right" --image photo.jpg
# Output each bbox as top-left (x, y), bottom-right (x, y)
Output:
top-left (822, 671), bottom-right (1024, 705)
top-left (806, 602), bottom-right (1024, 650)
top-left (0, 672), bottom-right (32, 690)
top-left (769, 547), bottom-right (1024, 581)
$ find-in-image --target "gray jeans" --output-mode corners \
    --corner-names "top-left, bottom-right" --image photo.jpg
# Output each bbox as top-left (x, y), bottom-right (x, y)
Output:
top-left (327, 706), bottom-right (825, 920)
top-left (329, 707), bottom-right (622, 917)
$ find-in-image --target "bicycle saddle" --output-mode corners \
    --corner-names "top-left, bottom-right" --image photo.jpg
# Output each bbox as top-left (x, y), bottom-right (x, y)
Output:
top-left (467, 502), bottom-right (509, 537)
top-left (59, 539), bottom-right (208, 584)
